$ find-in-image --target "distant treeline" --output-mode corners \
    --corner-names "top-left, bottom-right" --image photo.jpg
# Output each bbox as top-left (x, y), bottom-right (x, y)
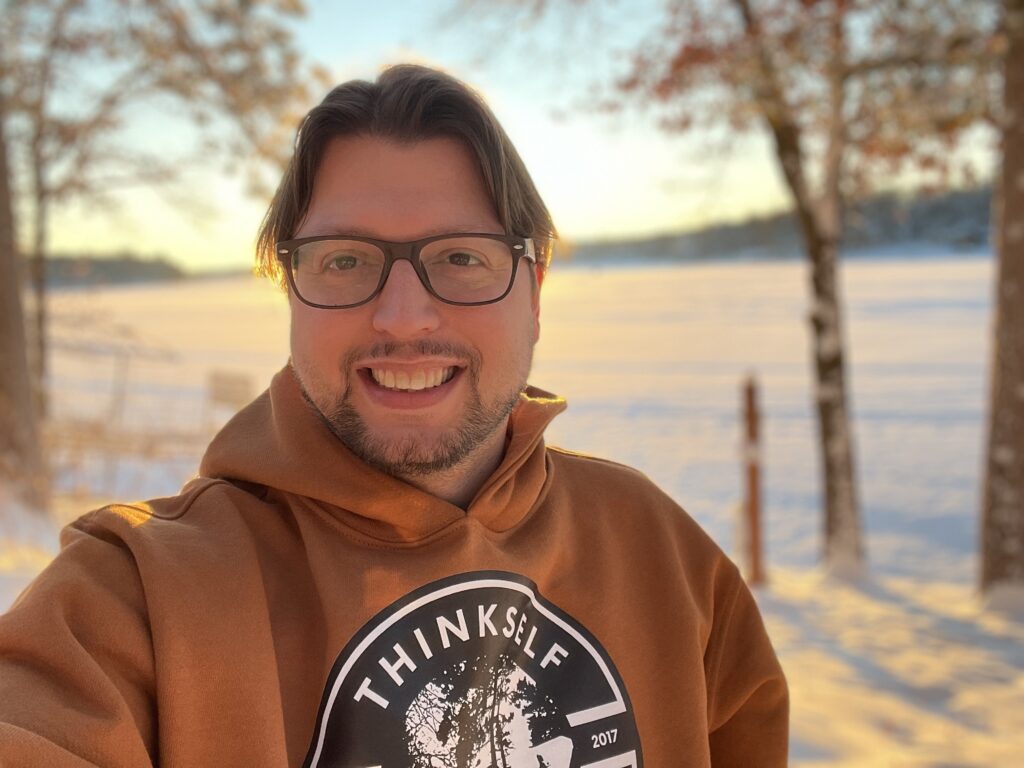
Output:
top-left (567, 186), bottom-right (992, 264)
top-left (46, 252), bottom-right (185, 287)
top-left (43, 186), bottom-right (993, 285)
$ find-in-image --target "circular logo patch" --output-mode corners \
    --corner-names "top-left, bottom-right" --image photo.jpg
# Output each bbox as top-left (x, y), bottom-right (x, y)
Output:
top-left (303, 571), bottom-right (642, 768)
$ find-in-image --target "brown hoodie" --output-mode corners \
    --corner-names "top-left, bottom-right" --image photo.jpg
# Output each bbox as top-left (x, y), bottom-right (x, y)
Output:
top-left (0, 366), bottom-right (787, 767)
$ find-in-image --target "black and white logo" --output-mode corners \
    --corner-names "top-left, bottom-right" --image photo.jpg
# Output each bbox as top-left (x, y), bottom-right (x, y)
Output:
top-left (302, 571), bottom-right (642, 768)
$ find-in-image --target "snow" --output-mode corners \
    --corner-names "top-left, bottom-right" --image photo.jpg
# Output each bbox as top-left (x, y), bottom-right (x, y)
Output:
top-left (759, 570), bottom-right (1024, 766)
top-left (0, 487), bottom-right (59, 610)
top-left (2, 249), bottom-right (1023, 764)
top-left (815, 325), bottom-right (841, 360)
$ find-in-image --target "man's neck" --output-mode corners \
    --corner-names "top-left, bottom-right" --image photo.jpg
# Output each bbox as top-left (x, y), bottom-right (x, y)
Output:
top-left (398, 421), bottom-right (510, 510)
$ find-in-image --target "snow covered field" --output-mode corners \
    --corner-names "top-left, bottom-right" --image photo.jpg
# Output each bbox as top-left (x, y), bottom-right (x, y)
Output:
top-left (2, 250), bottom-right (1021, 765)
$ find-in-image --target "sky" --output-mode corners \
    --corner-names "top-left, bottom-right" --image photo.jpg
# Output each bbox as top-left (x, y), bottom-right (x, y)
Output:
top-left (46, 0), bottom-right (801, 273)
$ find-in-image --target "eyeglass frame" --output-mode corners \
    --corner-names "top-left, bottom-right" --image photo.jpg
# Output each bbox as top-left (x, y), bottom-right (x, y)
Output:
top-left (275, 232), bottom-right (537, 310)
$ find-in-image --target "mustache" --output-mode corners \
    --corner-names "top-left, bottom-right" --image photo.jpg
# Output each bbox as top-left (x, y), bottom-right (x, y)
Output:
top-left (343, 340), bottom-right (481, 371)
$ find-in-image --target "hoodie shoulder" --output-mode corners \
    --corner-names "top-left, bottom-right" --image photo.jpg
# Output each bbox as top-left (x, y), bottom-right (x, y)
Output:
top-left (546, 445), bottom-right (674, 504)
top-left (65, 477), bottom-right (269, 550)
top-left (544, 443), bottom-right (726, 555)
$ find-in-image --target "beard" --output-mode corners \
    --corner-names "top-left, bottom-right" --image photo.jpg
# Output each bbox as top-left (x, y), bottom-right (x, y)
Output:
top-left (295, 340), bottom-right (529, 479)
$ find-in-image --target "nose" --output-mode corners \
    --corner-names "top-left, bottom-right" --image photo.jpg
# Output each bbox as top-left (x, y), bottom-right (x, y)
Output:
top-left (371, 259), bottom-right (442, 337)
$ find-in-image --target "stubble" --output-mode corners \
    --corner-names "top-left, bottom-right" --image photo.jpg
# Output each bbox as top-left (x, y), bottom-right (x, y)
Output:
top-left (294, 339), bottom-right (529, 479)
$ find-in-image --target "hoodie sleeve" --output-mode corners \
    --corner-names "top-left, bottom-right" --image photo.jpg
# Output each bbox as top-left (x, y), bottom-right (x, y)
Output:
top-left (0, 514), bottom-right (156, 767)
top-left (704, 563), bottom-right (789, 767)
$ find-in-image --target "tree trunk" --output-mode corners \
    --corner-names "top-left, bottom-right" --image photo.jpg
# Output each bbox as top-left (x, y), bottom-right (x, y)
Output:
top-left (807, 226), bottom-right (862, 571)
top-left (981, 0), bottom-right (1024, 591)
top-left (0, 95), bottom-right (48, 512)
top-left (29, 138), bottom-right (48, 419)
top-left (733, 0), bottom-right (864, 571)
top-left (815, 0), bottom-right (862, 571)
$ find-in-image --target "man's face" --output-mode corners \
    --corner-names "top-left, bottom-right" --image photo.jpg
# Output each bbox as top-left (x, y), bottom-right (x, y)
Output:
top-left (288, 135), bottom-right (541, 478)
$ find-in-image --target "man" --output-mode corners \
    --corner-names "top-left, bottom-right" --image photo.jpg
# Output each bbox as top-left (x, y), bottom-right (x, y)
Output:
top-left (0, 65), bottom-right (787, 766)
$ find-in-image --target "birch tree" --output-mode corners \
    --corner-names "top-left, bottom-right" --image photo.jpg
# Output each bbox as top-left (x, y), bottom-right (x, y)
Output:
top-left (981, 0), bottom-right (1024, 594)
top-left (472, 0), bottom-right (1001, 572)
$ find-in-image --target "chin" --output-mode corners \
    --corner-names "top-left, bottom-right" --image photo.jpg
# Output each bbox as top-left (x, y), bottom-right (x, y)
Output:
top-left (351, 430), bottom-right (480, 477)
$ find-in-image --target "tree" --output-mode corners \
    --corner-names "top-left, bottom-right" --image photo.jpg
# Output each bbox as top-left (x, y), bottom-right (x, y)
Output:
top-left (468, 0), bottom-right (1001, 572)
top-left (404, 651), bottom-right (563, 767)
top-left (0, 0), bottom-right (323, 512)
top-left (981, 0), bottom-right (1024, 594)
top-left (2, 0), bottom-right (324, 416)
top-left (0, 91), bottom-right (47, 511)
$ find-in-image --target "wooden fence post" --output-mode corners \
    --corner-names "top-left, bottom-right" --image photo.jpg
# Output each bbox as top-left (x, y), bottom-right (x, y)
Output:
top-left (743, 374), bottom-right (766, 585)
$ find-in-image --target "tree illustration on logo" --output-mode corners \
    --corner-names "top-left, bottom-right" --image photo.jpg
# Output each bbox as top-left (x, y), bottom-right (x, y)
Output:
top-left (404, 652), bottom-right (567, 768)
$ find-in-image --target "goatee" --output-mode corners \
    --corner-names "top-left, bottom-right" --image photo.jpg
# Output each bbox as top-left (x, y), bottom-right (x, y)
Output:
top-left (293, 342), bottom-right (525, 478)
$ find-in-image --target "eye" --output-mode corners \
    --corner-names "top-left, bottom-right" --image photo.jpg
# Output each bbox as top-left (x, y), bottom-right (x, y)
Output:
top-left (324, 253), bottom-right (359, 271)
top-left (443, 251), bottom-right (485, 267)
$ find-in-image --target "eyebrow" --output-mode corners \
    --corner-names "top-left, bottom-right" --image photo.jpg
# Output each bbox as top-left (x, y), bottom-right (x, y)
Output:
top-left (306, 224), bottom-right (503, 240)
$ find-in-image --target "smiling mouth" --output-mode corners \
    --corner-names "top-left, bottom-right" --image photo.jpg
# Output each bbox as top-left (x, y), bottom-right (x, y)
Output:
top-left (367, 366), bottom-right (459, 392)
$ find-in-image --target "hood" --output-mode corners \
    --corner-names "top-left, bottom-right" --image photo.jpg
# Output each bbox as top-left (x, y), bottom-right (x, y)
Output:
top-left (199, 365), bottom-right (566, 542)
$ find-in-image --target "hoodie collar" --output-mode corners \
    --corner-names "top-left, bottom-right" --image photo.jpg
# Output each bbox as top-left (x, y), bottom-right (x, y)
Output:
top-left (199, 365), bottom-right (566, 542)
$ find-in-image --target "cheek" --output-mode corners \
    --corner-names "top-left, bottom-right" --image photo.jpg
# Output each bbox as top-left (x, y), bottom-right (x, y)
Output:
top-left (289, 304), bottom-right (348, 382)
top-left (482, 303), bottom-right (539, 377)
top-left (289, 304), bottom-right (315, 363)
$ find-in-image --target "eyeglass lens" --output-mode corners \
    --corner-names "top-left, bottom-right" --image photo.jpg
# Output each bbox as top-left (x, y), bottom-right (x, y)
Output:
top-left (289, 236), bottom-right (519, 306)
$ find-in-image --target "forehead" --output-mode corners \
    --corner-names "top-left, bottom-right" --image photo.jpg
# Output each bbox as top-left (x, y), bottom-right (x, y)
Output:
top-left (298, 135), bottom-right (502, 240)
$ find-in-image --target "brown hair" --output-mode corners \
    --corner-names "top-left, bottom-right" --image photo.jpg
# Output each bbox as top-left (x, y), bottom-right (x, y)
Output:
top-left (256, 64), bottom-right (556, 285)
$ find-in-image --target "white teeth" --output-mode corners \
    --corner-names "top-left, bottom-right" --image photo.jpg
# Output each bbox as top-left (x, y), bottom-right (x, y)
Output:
top-left (370, 366), bottom-right (455, 391)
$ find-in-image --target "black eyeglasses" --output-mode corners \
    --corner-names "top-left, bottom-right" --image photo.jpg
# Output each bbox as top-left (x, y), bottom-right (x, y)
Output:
top-left (276, 233), bottom-right (537, 309)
